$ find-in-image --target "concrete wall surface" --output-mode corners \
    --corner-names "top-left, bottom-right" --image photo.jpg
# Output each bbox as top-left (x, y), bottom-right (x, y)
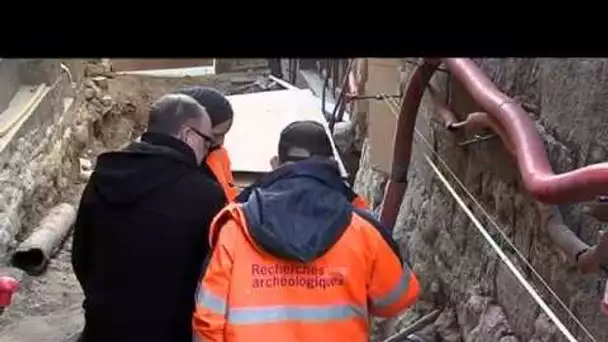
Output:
top-left (354, 58), bottom-right (608, 342)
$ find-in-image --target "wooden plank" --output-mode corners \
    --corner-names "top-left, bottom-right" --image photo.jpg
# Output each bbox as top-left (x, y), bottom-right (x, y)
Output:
top-left (224, 88), bottom-right (347, 177)
top-left (110, 59), bottom-right (214, 72)
top-left (367, 58), bottom-right (401, 174)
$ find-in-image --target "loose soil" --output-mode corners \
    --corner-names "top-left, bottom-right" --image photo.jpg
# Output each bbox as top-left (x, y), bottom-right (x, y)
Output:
top-left (0, 70), bottom-right (282, 342)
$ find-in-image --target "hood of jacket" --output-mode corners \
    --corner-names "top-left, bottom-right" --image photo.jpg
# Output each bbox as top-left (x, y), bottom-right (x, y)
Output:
top-left (238, 159), bottom-right (355, 263)
top-left (90, 132), bottom-right (201, 204)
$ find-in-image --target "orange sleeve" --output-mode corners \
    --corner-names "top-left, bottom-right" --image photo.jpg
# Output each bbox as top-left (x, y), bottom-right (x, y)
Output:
top-left (223, 168), bottom-right (238, 202)
top-left (193, 220), bottom-right (237, 342)
top-left (367, 235), bottom-right (420, 318)
top-left (207, 148), bottom-right (238, 202)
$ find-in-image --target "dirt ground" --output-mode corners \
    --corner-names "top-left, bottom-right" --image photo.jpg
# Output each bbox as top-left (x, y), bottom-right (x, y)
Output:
top-left (0, 70), bottom-right (282, 341)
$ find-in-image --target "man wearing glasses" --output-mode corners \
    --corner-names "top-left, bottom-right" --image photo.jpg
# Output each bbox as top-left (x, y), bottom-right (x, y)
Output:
top-left (71, 93), bottom-right (227, 342)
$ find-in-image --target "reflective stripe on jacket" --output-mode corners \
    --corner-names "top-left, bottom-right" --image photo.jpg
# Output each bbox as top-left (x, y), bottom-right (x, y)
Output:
top-left (193, 204), bottom-right (420, 342)
top-left (206, 147), bottom-right (238, 201)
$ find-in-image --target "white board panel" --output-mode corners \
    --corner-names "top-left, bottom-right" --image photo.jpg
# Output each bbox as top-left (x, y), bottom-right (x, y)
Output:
top-left (224, 88), bottom-right (347, 177)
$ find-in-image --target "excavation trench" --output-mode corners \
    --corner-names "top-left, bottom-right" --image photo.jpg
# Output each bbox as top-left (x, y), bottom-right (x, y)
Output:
top-left (0, 70), bottom-right (284, 340)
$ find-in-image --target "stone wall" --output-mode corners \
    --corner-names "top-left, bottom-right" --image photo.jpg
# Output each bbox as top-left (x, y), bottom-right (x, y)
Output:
top-left (0, 59), bottom-right (84, 263)
top-left (354, 58), bottom-right (608, 342)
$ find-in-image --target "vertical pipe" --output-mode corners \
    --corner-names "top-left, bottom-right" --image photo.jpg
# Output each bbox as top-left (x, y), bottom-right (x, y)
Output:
top-left (380, 60), bottom-right (440, 230)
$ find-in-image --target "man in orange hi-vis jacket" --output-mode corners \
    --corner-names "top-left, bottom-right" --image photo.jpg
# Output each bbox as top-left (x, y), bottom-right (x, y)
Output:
top-left (234, 124), bottom-right (369, 210)
top-left (178, 86), bottom-right (238, 201)
top-left (192, 120), bottom-right (420, 342)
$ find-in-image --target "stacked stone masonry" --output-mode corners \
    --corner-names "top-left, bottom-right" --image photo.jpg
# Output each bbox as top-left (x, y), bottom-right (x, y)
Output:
top-left (0, 59), bottom-right (89, 264)
top-left (354, 58), bottom-right (608, 342)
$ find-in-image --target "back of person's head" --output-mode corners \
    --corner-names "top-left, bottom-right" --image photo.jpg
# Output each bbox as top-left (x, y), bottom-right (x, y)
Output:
top-left (176, 86), bottom-right (233, 127)
top-left (147, 93), bottom-right (208, 136)
top-left (275, 120), bottom-right (334, 166)
top-left (146, 94), bottom-right (213, 164)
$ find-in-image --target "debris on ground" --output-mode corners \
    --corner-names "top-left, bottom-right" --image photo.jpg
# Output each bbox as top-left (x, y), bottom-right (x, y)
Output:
top-left (0, 68), bottom-right (293, 339)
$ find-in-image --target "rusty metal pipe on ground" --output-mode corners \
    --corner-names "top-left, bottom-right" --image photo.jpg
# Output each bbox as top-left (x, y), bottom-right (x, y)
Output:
top-left (11, 203), bottom-right (77, 275)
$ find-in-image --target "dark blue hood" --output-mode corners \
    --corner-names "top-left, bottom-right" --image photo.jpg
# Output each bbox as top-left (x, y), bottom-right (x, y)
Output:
top-left (237, 160), bottom-right (355, 263)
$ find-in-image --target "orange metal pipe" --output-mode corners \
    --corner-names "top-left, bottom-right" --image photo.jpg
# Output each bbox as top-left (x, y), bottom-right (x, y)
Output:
top-left (427, 84), bottom-right (459, 130)
top-left (450, 112), bottom-right (515, 156)
top-left (443, 58), bottom-right (608, 204)
top-left (381, 59), bottom-right (608, 275)
top-left (438, 105), bottom-right (606, 273)
top-left (380, 60), bottom-right (440, 229)
top-left (454, 113), bottom-right (607, 273)
top-left (382, 58), bottom-right (608, 230)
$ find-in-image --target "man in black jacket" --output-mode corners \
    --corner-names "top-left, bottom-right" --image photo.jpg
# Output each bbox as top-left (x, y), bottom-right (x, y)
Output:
top-left (71, 93), bottom-right (227, 342)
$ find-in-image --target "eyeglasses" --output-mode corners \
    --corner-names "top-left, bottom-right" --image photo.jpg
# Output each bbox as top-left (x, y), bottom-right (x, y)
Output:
top-left (187, 126), bottom-right (214, 150)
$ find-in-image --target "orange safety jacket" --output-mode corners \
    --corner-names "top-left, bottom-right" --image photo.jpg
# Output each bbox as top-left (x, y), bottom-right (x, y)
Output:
top-left (351, 193), bottom-right (369, 209)
top-left (193, 160), bottom-right (420, 342)
top-left (206, 147), bottom-right (238, 201)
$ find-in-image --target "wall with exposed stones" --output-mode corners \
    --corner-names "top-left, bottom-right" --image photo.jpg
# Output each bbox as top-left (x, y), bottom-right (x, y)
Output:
top-left (0, 59), bottom-right (280, 267)
top-left (354, 59), bottom-right (608, 342)
top-left (0, 59), bottom-right (85, 263)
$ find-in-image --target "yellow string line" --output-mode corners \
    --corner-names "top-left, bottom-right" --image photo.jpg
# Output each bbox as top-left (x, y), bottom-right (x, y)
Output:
top-left (379, 94), bottom-right (595, 342)
top-left (424, 153), bottom-right (579, 342)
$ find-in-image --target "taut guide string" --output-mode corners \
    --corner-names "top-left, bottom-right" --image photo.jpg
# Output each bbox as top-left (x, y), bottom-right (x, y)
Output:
top-left (379, 94), bottom-right (595, 341)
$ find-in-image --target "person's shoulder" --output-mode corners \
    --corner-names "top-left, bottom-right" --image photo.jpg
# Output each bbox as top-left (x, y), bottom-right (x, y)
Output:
top-left (351, 207), bottom-right (383, 231)
top-left (177, 169), bottom-right (226, 202)
top-left (351, 207), bottom-right (402, 260)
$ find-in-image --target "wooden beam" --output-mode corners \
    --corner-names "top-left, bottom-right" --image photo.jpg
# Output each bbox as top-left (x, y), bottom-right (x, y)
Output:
top-left (366, 58), bottom-right (402, 174)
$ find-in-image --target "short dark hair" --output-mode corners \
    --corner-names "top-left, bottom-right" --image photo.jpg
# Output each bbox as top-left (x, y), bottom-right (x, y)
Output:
top-left (278, 120), bottom-right (334, 163)
top-left (177, 86), bottom-right (233, 127)
top-left (147, 94), bottom-right (206, 135)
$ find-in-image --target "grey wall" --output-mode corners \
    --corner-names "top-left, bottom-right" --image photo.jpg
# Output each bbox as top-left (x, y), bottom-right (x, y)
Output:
top-left (355, 58), bottom-right (608, 342)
